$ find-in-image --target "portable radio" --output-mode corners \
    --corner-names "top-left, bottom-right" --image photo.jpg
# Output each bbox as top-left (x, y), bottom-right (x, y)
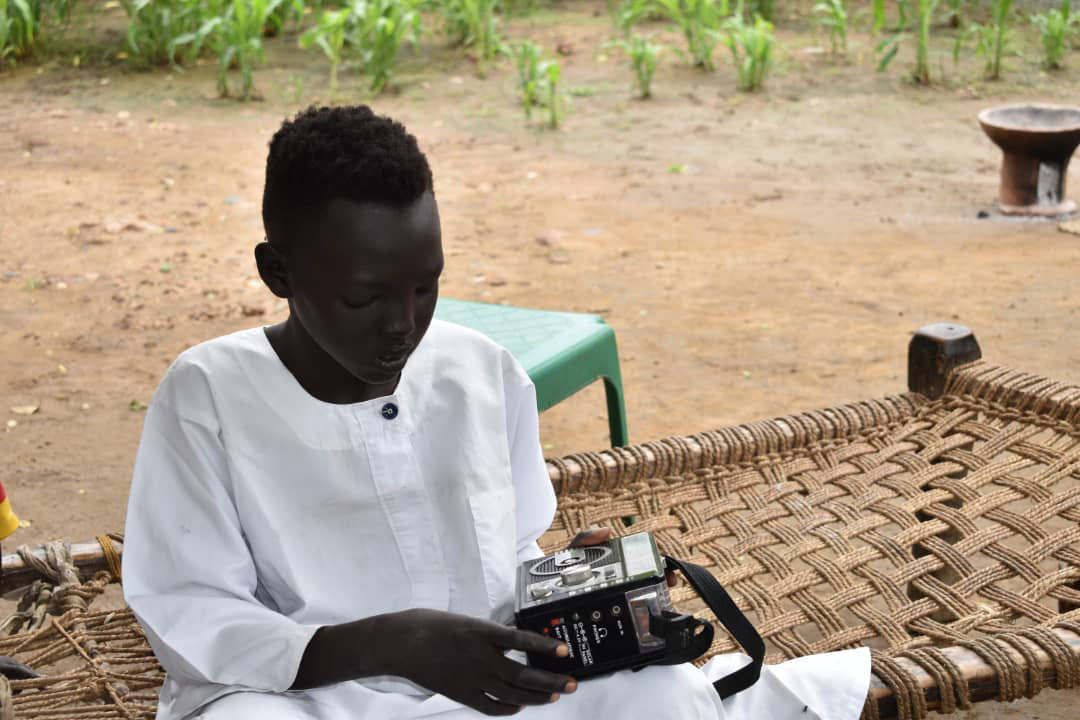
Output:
top-left (513, 531), bottom-right (766, 700)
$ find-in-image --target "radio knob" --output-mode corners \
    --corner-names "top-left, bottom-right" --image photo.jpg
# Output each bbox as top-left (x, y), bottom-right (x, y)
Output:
top-left (559, 564), bottom-right (594, 586)
top-left (530, 585), bottom-right (554, 600)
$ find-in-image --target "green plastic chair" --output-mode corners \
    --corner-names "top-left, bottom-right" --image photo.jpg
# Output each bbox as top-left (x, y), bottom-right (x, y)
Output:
top-left (434, 298), bottom-right (629, 447)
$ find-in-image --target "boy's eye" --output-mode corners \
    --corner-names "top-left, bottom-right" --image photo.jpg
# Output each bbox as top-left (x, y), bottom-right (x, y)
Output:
top-left (343, 297), bottom-right (377, 309)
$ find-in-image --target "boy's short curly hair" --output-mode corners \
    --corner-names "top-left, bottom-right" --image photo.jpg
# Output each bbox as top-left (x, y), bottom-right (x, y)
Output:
top-left (261, 105), bottom-right (434, 249)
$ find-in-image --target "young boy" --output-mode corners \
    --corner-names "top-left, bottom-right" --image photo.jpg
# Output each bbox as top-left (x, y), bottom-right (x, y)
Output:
top-left (123, 105), bottom-right (869, 720)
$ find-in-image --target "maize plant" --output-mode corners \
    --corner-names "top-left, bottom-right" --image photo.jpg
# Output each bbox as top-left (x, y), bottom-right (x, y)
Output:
top-left (0, 0), bottom-right (41, 62)
top-left (263, 0), bottom-right (304, 36)
top-left (651, 0), bottom-right (723, 70)
top-left (121, 0), bottom-right (205, 66)
top-left (1030, 0), bottom-right (1077, 70)
top-left (538, 58), bottom-right (564, 129)
top-left (981, 0), bottom-right (1014, 79)
top-left (511, 42), bottom-right (564, 129)
top-left (613, 0), bottom-right (656, 38)
top-left (748, 0), bottom-right (771, 21)
top-left (299, 7), bottom-right (349, 92)
top-left (955, 0), bottom-right (1013, 79)
top-left (1, 0), bottom-right (77, 63)
top-left (175, 0), bottom-right (284, 99)
top-left (617, 33), bottom-right (663, 98)
top-left (912, 0), bottom-right (940, 83)
top-left (812, 0), bottom-right (847, 56)
top-left (511, 40), bottom-right (541, 119)
top-left (871, 0), bottom-right (884, 32)
top-left (722, 7), bottom-right (773, 91)
top-left (440, 0), bottom-right (501, 68)
top-left (348, 0), bottom-right (421, 93)
top-left (876, 0), bottom-right (940, 84)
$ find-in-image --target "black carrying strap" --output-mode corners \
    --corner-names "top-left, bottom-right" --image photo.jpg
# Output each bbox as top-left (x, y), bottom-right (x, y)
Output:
top-left (658, 556), bottom-right (766, 700)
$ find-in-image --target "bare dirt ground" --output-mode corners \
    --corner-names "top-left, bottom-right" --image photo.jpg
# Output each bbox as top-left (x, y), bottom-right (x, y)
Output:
top-left (1, 3), bottom-right (1079, 716)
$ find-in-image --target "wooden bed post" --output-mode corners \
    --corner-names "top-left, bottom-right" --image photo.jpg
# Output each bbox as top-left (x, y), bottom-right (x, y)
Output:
top-left (908, 323), bottom-right (982, 399)
top-left (908, 326), bottom-right (1079, 614)
top-left (907, 324), bottom-right (983, 618)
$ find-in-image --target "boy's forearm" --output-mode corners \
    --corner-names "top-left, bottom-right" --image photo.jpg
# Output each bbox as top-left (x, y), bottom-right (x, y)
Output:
top-left (290, 610), bottom-right (412, 690)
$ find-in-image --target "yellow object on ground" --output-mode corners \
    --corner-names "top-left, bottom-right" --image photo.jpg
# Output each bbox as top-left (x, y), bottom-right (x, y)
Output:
top-left (0, 481), bottom-right (19, 539)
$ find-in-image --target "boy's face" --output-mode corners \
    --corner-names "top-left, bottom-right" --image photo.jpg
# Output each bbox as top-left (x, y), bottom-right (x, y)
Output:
top-left (280, 191), bottom-right (443, 387)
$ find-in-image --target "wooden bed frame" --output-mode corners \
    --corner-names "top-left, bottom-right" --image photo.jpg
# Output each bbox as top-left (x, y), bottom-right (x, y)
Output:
top-left (1, 323), bottom-right (1077, 719)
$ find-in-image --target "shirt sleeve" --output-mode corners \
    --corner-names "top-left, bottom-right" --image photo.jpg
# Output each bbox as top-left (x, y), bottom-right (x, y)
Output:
top-left (504, 359), bottom-right (557, 563)
top-left (122, 361), bottom-right (319, 692)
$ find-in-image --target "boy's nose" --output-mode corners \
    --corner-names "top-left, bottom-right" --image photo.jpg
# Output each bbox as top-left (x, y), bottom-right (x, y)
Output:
top-left (382, 301), bottom-right (416, 337)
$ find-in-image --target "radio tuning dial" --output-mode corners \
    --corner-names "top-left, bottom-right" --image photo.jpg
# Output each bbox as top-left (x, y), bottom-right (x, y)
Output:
top-left (530, 585), bottom-right (554, 600)
top-left (555, 549), bottom-right (588, 567)
top-left (559, 564), bottom-right (594, 586)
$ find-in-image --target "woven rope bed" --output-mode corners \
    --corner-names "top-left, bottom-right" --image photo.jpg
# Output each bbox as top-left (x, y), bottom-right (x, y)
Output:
top-left (0, 324), bottom-right (1077, 719)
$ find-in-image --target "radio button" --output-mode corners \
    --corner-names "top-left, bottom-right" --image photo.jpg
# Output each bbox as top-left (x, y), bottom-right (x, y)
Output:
top-left (530, 585), bottom-right (554, 600)
top-left (560, 564), bottom-right (594, 586)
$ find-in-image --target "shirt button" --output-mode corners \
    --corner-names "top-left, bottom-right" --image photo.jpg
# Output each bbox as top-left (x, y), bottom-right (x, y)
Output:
top-left (381, 403), bottom-right (399, 420)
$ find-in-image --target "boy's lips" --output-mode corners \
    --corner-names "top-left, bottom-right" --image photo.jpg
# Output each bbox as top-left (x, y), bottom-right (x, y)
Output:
top-left (373, 348), bottom-right (412, 372)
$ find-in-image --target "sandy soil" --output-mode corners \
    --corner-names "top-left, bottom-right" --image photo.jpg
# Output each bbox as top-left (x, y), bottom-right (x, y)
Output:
top-left (1, 3), bottom-right (1078, 716)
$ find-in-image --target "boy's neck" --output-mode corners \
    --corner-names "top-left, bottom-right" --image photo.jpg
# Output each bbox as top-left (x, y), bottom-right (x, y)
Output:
top-left (264, 318), bottom-right (399, 405)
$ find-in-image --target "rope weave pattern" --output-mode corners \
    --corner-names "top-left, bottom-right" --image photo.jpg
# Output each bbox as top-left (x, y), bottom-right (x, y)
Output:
top-left (0, 361), bottom-right (1075, 718)
top-left (543, 362), bottom-right (1080, 718)
top-left (95, 536), bottom-right (122, 584)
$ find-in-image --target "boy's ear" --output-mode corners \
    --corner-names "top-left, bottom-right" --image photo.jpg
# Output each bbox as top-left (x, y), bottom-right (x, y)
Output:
top-left (254, 241), bottom-right (292, 299)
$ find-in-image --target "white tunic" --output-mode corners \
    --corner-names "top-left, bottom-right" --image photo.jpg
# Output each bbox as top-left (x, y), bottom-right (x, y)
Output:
top-left (123, 321), bottom-right (870, 720)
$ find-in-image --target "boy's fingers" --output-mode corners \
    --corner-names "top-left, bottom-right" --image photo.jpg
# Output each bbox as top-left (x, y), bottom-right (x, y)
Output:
top-left (666, 570), bottom-right (680, 587)
top-left (469, 691), bottom-right (522, 717)
top-left (494, 627), bottom-right (569, 657)
top-left (503, 664), bottom-right (576, 695)
top-left (568, 527), bottom-right (612, 548)
top-left (491, 679), bottom-right (560, 707)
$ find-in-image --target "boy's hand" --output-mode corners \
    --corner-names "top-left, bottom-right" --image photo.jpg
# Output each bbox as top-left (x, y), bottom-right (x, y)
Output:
top-left (400, 608), bottom-right (576, 716)
top-left (568, 527), bottom-right (679, 587)
top-left (567, 527), bottom-right (614, 549)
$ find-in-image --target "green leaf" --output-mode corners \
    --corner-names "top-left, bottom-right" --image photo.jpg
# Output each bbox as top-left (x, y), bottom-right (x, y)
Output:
top-left (877, 35), bottom-right (901, 70)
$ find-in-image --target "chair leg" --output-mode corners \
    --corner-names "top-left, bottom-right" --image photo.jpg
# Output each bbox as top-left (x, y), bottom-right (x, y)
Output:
top-left (596, 327), bottom-right (629, 448)
top-left (606, 373), bottom-right (634, 523)
top-left (602, 375), bottom-right (629, 447)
